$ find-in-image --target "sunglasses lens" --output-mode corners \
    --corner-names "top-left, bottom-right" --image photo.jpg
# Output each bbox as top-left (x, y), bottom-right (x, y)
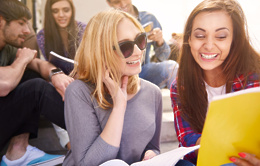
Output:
top-left (136, 33), bottom-right (147, 50)
top-left (119, 42), bottom-right (134, 58)
top-left (117, 33), bottom-right (147, 59)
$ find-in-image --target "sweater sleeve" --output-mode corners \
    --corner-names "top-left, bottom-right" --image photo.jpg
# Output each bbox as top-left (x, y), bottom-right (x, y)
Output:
top-left (143, 88), bottom-right (162, 156)
top-left (64, 80), bottom-right (119, 166)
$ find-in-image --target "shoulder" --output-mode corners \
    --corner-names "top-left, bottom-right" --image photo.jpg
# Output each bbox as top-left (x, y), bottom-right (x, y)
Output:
top-left (140, 78), bottom-right (161, 96)
top-left (3, 44), bottom-right (17, 52)
top-left (76, 21), bottom-right (87, 30)
top-left (37, 29), bottom-right (44, 37)
top-left (232, 73), bottom-right (260, 91)
top-left (0, 45), bottom-right (17, 66)
top-left (1, 45), bottom-right (17, 57)
top-left (139, 11), bottom-right (156, 19)
top-left (139, 11), bottom-right (161, 28)
top-left (36, 29), bottom-right (45, 41)
top-left (77, 21), bottom-right (87, 27)
top-left (170, 79), bottom-right (178, 93)
top-left (66, 80), bottom-right (93, 97)
top-left (170, 78), bottom-right (179, 102)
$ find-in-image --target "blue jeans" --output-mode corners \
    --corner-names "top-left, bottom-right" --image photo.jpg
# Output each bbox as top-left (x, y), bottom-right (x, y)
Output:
top-left (175, 159), bottom-right (195, 166)
top-left (139, 60), bottom-right (178, 89)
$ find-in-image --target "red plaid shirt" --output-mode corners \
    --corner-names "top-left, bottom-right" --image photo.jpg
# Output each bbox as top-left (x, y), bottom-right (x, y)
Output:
top-left (170, 73), bottom-right (260, 164)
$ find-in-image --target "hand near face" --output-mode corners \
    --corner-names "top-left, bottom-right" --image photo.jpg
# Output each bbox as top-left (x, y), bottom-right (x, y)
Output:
top-left (51, 73), bottom-right (74, 100)
top-left (148, 28), bottom-right (164, 47)
top-left (142, 150), bottom-right (157, 161)
top-left (103, 69), bottom-right (128, 108)
top-left (16, 47), bottom-right (37, 65)
top-left (230, 152), bottom-right (260, 166)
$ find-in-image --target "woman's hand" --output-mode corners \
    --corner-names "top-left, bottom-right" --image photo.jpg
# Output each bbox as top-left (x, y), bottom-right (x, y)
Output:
top-left (103, 70), bottom-right (128, 108)
top-left (100, 70), bottom-right (128, 147)
top-left (142, 150), bottom-right (157, 161)
top-left (230, 152), bottom-right (260, 166)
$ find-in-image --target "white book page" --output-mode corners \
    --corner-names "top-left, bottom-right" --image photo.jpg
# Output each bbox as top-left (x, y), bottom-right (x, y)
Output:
top-left (100, 145), bottom-right (200, 166)
top-left (132, 145), bottom-right (200, 166)
top-left (49, 51), bottom-right (76, 64)
top-left (100, 159), bottom-right (129, 166)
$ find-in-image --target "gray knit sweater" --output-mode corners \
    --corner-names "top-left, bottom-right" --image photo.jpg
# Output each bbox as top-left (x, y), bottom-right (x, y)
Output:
top-left (63, 79), bottom-right (162, 166)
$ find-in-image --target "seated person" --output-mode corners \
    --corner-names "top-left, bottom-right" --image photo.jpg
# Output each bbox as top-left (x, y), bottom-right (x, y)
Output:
top-left (0, 0), bottom-right (73, 165)
top-left (106, 0), bottom-right (178, 89)
top-left (170, 0), bottom-right (260, 164)
top-left (37, 0), bottom-right (87, 150)
top-left (63, 8), bottom-right (194, 166)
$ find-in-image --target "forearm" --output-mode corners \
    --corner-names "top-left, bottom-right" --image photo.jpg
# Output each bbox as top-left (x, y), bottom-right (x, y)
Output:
top-left (100, 104), bottom-right (126, 147)
top-left (0, 58), bottom-right (28, 96)
top-left (27, 58), bottom-right (55, 81)
top-left (154, 41), bottom-right (170, 61)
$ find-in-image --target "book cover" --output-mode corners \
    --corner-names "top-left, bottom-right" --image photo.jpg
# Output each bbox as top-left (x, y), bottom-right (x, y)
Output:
top-left (197, 87), bottom-right (260, 166)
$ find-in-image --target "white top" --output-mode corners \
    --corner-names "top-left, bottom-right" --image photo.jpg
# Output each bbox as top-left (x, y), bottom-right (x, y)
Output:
top-left (205, 82), bottom-right (226, 104)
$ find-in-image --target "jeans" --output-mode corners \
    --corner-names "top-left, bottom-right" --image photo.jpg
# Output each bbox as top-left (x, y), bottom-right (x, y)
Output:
top-left (175, 159), bottom-right (195, 166)
top-left (0, 70), bottom-right (65, 150)
top-left (139, 60), bottom-right (179, 89)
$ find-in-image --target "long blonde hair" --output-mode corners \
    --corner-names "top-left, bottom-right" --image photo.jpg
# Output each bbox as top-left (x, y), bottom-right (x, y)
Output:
top-left (71, 9), bottom-right (145, 109)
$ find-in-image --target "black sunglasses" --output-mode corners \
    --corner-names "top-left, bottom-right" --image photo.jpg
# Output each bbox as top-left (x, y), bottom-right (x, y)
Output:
top-left (113, 32), bottom-right (147, 58)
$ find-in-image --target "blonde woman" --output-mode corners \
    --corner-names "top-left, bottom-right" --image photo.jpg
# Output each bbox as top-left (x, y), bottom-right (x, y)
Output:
top-left (63, 9), bottom-right (163, 166)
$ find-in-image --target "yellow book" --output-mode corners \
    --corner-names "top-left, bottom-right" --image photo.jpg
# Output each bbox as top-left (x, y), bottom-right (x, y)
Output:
top-left (197, 87), bottom-right (260, 166)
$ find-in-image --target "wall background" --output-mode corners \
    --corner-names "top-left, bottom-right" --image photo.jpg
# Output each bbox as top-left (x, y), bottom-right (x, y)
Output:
top-left (37, 0), bottom-right (260, 52)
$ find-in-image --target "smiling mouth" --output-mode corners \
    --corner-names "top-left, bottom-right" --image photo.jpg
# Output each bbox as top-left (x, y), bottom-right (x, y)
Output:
top-left (201, 53), bottom-right (218, 59)
top-left (58, 20), bottom-right (67, 23)
top-left (126, 60), bottom-right (140, 65)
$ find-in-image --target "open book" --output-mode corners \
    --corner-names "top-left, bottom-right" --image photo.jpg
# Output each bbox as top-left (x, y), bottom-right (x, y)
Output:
top-left (197, 87), bottom-right (260, 166)
top-left (100, 145), bottom-right (200, 166)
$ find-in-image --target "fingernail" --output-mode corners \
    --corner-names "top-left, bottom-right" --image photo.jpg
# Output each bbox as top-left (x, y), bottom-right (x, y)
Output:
top-left (143, 156), bottom-right (149, 160)
top-left (238, 152), bottom-right (246, 158)
top-left (229, 157), bottom-right (236, 162)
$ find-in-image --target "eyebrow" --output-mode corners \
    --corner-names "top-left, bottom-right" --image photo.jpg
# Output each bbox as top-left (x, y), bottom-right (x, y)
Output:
top-left (118, 32), bottom-right (142, 43)
top-left (194, 27), bottom-right (230, 32)
top-left (20, 18), bottom-right (28, 23)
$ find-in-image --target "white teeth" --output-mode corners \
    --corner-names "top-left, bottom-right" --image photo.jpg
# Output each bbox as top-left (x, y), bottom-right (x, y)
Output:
top-left (126, 60), bottom-right (139, 65)
top-left (201, 53), bottom-right (218, 59)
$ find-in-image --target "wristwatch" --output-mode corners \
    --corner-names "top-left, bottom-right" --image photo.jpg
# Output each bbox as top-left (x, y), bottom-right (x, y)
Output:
top-left (49, 68), bottom-right (64, 82)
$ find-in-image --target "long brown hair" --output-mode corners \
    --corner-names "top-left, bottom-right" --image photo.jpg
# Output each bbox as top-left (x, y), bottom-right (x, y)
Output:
top-left (44, 0), bottom-right (77, 59)
top-left (178, 0), bottom-right (260, 133)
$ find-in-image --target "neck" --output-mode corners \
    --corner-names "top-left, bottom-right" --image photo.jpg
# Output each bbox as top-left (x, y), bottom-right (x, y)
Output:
top-left (204, 69), bottom-right (226, 87)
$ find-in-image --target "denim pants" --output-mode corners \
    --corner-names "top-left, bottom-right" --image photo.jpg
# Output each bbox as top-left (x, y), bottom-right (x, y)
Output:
top-left (0, 70), bottom-right (65, 150)
top-left (139, 60), bottom-right (179, 89)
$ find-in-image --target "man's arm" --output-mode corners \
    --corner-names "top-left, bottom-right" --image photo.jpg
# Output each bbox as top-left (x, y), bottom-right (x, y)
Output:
top-left (27, 58), bottom-right (74, 100)
top-left (0, 48), bottom-right (36, 96)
